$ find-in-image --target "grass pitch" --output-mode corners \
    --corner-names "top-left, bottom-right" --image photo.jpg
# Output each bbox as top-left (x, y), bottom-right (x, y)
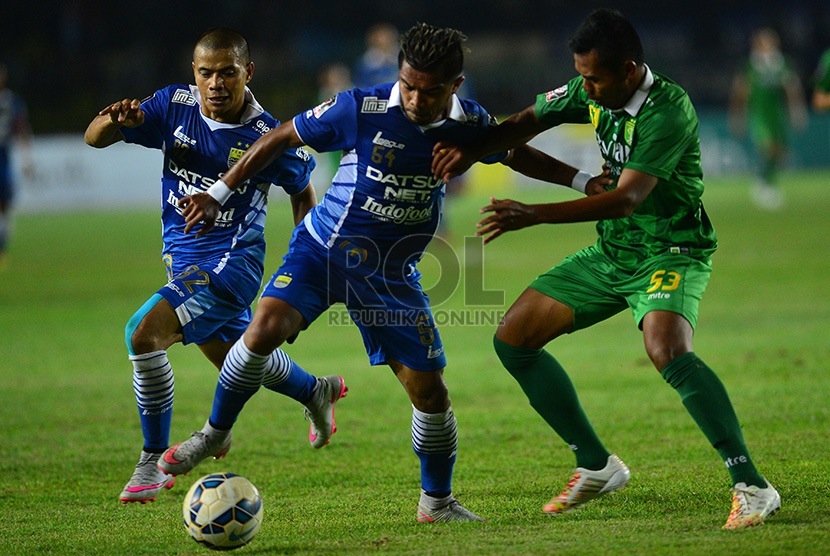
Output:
top-left (1, 171), bottom-right (828, 554)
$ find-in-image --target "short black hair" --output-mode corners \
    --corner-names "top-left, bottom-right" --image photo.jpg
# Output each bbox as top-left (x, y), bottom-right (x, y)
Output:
top-left (568, 9), bottom-right (644, 72)
top-left (194, 28), bottom-right (251, 65)
top-left (398, 23), bottom-right (466, 81)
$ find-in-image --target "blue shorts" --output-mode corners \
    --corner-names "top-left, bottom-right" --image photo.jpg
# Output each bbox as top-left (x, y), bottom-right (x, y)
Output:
top-left (261, 226), bottom-right (447, 371)
top-left (156, 253), bottom-right (263, 346)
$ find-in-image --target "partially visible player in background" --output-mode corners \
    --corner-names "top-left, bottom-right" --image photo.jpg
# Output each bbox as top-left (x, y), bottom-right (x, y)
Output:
top-left (811, 46), bottom-right (830, 112)
top-left (433, 7), bottom-right (780, 531)
top-left (352, 22), bottom-right (400, 88)
top-left (0, 62), bottom-right (34, 268)
top-left (84, 28), bottom-right (346, 504)
top-left (729, 27), bottom-right (807, 210)
top-left (157, 22), bottom-right (610, 523)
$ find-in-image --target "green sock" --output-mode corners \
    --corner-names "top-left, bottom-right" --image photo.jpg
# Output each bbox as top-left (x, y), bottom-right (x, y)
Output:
top-left (661, 352), bottom-right (766, 487)
top-left (493, 336), bottom-right (610, 470)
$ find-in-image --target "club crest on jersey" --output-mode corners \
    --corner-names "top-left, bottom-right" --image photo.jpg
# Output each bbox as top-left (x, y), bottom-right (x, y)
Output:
top-left (311, 96), bottom-right (337, 118)
top-left (545, 85), bottom-right (568, 102)
top-left (172, 89), bottom-right (197, 106)
top-left (227, 146), bottom-right (247, 168)
top-left (589, 105), bottom-right (601, 129)
top-left (624, 120), bottom-right (636, 145)
top-left (361, 96), bottom-right (389, 113)
top-left (273, 274), bottom-right (292, 289)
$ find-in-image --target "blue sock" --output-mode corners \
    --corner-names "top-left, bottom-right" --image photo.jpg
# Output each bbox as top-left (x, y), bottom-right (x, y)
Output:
top-left (210, 339), bottom-right (265, 429)
top-left (130, 350), bottom-right (174, 451)
top-left (261, 348), bottom-right (317, 404)
top-left (412, 406), bottom-right (458, 498)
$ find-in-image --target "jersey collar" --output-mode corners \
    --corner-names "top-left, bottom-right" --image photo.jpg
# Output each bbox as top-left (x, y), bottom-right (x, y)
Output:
top-left (189, 85), bottom-right (265, 130)
top-left (618, 65), bottom-right (655, 117)
top-left (388, 81), bottom-right (467, 130)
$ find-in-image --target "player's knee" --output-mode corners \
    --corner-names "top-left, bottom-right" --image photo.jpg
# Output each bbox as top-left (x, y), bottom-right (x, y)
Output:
top-left (243, 318), bottom-right (288, 354)
top-left (125, 294), bottom-right (164, 355)
top-left (645, 342), bottom-right (690, 372)
top-left (125, 313), bottom-right (149, 355)
top-left (403, 372), bottom-right (449, 413)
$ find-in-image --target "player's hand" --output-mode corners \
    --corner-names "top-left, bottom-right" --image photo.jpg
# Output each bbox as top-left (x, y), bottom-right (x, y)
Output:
top-left (585, 165), bottom-right (614, 196)
top-left (432, 141), bottom-right (476, 182)
top-left (179, 193), bottom-right (220, 237)
top-left (477, 196), bottom-right (537, 244)
top-left (98, 98), bottom-right (144, 128)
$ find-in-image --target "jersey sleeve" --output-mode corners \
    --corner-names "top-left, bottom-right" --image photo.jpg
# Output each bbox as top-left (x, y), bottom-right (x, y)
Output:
top-left (119, 86), bottom-right (170, 149)
top-left (261, 145), bottom-right (316, 196)
top-left (624, 97), bottom-right (694, 180)
top-left (534, 76), bottom-right (592, 127)
top-left (293, 89), bottom-right (359, 153)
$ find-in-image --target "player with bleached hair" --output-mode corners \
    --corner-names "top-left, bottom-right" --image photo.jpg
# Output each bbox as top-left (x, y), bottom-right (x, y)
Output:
top-left (85, 28), bottom-right (346, 504)
top-left (158, 22), bottom-right (610, 522)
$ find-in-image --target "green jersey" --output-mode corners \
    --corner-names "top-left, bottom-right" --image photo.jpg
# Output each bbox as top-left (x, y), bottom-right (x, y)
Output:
top-left (814, 48), bottom-right (830, 93)
top-left (534, 68), bottom-right (717, 270)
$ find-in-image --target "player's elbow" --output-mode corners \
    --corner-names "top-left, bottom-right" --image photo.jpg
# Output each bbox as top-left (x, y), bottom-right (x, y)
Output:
top-left (611, 190), bottom-right (644, 218)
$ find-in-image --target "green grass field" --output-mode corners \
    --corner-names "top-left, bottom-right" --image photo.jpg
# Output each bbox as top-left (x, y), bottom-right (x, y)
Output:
top-left (1, 171), bottom-right (828, 555)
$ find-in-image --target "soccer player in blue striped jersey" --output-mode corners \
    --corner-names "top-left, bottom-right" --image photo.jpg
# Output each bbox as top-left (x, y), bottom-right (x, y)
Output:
top-left (85, 28), bottom-right (347, 504)
top-left (159, 23), bottom-right (610, 523)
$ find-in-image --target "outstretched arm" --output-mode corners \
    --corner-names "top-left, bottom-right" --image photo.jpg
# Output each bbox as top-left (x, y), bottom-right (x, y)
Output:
top-left (432, 104), bottom-right (548, 182)
top-left (179, 119), bottom-right (306, 236)
top-left (84, 98), bottom-right (144, 148)
top-left (501, 144), bottom-right (612, 195)
top-left (477, 168), bottom-right (658, 244)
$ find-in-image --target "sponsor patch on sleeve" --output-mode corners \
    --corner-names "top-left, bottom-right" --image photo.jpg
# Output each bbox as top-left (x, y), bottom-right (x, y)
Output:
top-left (171, 89), bottom-right (196, 105)
top-left (312, 96), bottom-right (337, 118)
top-left (545, 84), bottom-right (568, 102)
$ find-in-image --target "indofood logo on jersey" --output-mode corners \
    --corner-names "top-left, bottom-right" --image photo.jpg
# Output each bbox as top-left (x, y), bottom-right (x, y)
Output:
top-left (360, 196), bottom-right (434, 224)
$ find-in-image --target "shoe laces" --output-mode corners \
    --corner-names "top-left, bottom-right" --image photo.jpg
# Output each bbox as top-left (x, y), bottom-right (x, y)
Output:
top-left (558, 472), bottom-right (582, 500)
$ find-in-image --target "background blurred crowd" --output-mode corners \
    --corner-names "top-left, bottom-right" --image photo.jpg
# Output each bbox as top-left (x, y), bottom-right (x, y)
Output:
top-left (2, 0), bottom-right (829, 134)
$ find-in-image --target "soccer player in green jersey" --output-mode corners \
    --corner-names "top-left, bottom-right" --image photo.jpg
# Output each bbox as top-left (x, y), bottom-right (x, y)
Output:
top-left (729, 27), bottom-right (807, 210)
top-left (811, 47), bottom-right (830, 112)
top-left (432, 8), bottom-right (779, 530)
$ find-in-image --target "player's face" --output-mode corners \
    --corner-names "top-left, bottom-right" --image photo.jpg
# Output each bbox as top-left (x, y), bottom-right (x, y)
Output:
top-left (398, 61), bottom-right (463, 125)
top-left (574, 50), bottom-right (637, 111)
top-left (192, 46), bottom-right (254, 123)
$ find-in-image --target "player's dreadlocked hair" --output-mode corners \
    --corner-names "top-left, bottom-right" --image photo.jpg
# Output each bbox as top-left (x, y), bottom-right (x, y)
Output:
top-left (569, 8), bottom-right (643, 73)
top-left (194, 28), bottom-right (251, 65)
top-left (398, 23), bottom-right (466, 81)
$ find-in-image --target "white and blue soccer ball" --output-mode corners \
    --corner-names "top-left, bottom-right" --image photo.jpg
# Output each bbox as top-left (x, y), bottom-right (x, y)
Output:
top-left (182, 472), bottom-right (263, 551)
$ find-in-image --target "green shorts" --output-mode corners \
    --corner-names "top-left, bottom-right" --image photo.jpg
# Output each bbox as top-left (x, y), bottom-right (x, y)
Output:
top-left (529, 245), bottom-right (712, 331)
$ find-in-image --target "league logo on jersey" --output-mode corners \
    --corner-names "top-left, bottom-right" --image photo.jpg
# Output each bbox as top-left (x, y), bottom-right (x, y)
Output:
top-left (545, 85), bottom-right (568, 102)
top-left (624, 120), bottom-right (636, 146)
top-left (361, 96), bottom-right (389, 113)
top-left (227, 145), bottom-right (249, 168)
top-left (312, 96), bottom-right (337, 118)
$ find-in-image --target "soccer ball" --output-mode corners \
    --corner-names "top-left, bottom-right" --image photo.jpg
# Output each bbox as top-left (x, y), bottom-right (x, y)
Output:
top-left (182, 472), bottom-right (263, 550)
